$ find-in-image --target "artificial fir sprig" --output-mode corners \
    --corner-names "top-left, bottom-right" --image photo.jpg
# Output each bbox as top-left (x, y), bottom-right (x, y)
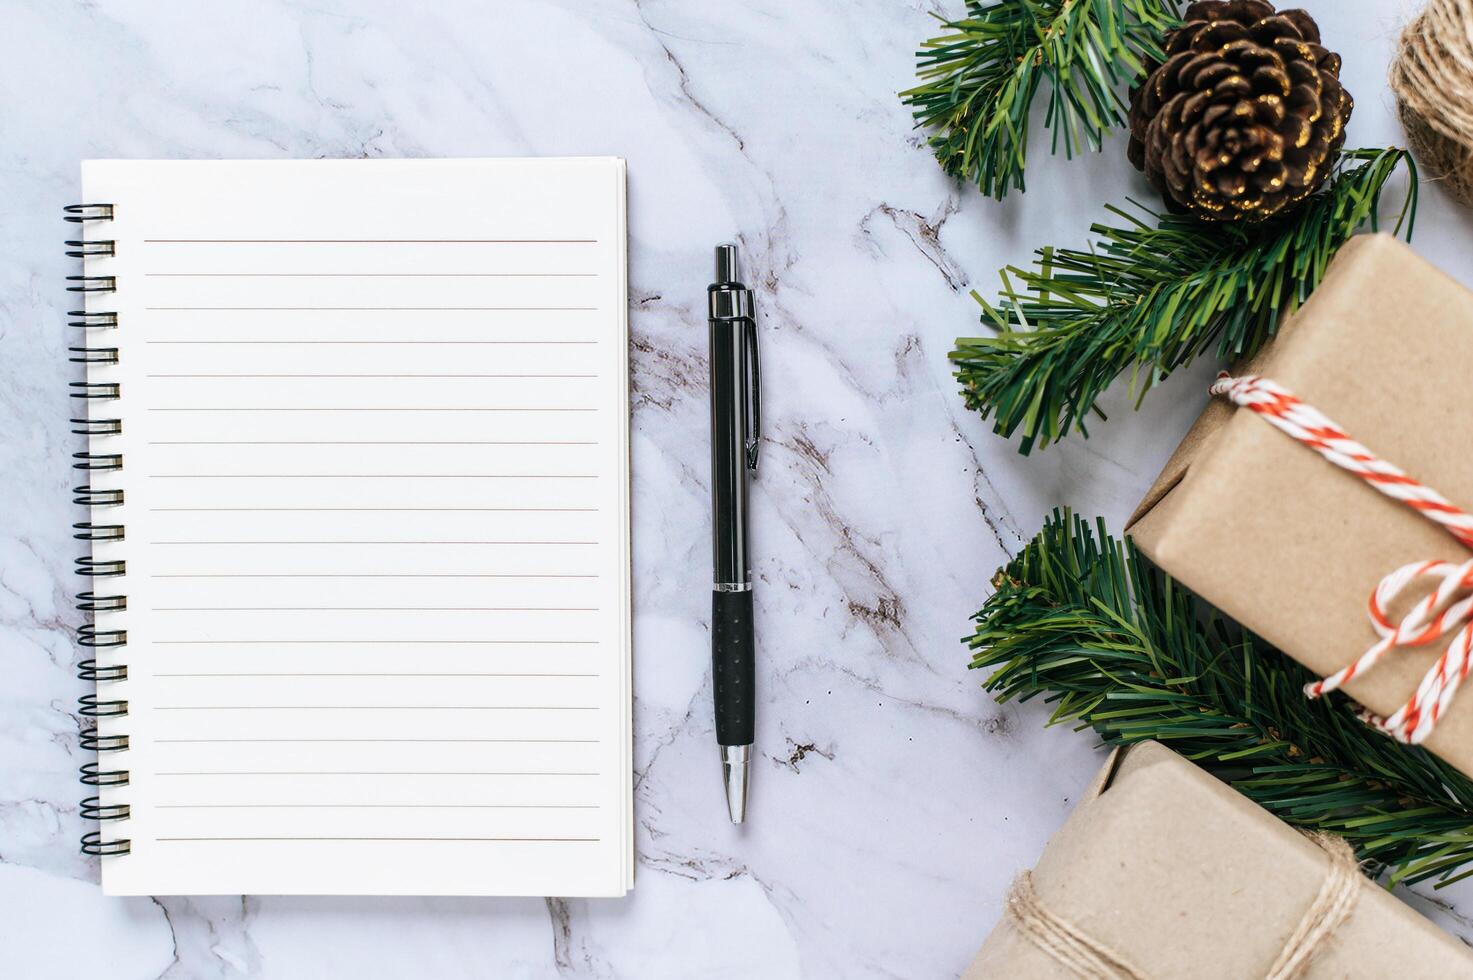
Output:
top-left (950, 147), bottom-right (1417, 454)
top-left (901, 0), bottom-right (1179, 199)
top-left (968, 511), bottom-right (1473, 887)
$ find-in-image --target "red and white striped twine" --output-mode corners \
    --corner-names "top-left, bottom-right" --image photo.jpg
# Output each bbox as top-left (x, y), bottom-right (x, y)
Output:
top-left (1210, 372), bottom-right (1473, 745)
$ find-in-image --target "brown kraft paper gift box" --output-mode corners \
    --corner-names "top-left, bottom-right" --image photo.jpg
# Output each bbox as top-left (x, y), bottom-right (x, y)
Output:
top-left (1127, 233), bottom-right (1473, 779)
top-left (965, 741), bottom-right (1473, 978)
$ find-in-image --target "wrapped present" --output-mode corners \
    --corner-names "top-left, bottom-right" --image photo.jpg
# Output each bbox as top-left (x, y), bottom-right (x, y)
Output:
top-left (965, 741), bottom-right (1473, 978)
top-left (1128, 233), bottom-right (1473, 776)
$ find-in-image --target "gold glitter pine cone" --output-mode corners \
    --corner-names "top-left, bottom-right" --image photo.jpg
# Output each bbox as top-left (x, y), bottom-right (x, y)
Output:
top-left (1127, 0), bottom-right (1353, 222)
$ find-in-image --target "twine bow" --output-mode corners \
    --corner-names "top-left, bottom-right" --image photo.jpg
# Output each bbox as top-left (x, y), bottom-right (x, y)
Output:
top-left (1005, 833), bottom-right (1361, 979)
top-left (1210, 373), bottom-right (1473, 743)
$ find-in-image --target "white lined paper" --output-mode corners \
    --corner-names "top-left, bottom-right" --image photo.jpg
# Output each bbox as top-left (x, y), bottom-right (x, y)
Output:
top-left (84, 158), bottom-right (630, 897)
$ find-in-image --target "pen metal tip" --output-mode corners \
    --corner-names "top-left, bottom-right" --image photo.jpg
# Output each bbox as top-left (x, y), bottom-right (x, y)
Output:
top-left (721, 744), bottom-right (750, 824)
top-left (715, 242), bottom-right (741, 285)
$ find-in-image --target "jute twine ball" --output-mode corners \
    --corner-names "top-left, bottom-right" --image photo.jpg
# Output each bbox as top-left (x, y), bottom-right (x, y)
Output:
top-left (1391, 0), bottom-right (1473, 205)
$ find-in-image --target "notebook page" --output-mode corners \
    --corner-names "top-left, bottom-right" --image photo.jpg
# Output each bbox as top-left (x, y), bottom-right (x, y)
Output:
top-left (82, 158), bottom-right (631, 896)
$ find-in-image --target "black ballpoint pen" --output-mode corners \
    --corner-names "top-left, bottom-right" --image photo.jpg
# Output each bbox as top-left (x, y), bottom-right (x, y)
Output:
top-left (708, 242), bottom-right (761, 823)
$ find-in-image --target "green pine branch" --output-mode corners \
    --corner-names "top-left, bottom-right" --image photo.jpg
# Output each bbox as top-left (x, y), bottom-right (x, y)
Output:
top-left (901, 0), bottom-right (1179, 199)
top-left (949, 147), bottom-right (1417, 454)
top-left (968, 511), bottom-right (1473, 887)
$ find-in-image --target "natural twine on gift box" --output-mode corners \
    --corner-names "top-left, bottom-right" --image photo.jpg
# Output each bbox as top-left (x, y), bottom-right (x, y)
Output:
top-left (1005, 833), bottom-right (1361, 980)
top-left (1391, 0), bottom-right (1473, 206)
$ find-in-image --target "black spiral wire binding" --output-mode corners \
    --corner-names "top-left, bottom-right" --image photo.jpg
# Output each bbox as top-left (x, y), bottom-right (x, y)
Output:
top-left (67, 204), bottom-right (130, 857)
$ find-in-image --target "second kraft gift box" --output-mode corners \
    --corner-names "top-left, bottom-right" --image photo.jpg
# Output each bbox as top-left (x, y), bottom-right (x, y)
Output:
top-left (964, 741), bottom-right (1473, 978)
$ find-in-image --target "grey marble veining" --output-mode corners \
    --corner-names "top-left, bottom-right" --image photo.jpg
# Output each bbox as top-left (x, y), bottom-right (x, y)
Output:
top-left (4, 1), bottom-right (1473, 976)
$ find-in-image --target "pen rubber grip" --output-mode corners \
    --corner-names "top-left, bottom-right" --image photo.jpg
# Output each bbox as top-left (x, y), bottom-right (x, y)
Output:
top-left (712, 590), bottom-right (755, 746)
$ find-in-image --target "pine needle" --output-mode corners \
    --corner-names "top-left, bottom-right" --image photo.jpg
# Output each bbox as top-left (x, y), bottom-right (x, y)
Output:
top-left (968, 511), bottom-right (1473, 887)
top-left (950, 147), bottom-right (1417, 454)
top-left (900, 0), bottom-right (1180, 199)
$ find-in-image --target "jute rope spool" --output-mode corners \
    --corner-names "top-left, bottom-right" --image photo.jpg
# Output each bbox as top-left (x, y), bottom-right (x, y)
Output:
top-left (1391, 0), bottom-right (1473, 205)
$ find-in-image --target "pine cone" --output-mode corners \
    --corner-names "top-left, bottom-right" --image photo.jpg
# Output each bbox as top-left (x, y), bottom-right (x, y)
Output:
top-left (1127, 0), bottom-right (1352, 221)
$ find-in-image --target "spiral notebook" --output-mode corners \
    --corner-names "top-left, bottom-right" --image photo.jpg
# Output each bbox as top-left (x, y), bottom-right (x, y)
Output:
top-left (71, 158), bottom-right (632, 897)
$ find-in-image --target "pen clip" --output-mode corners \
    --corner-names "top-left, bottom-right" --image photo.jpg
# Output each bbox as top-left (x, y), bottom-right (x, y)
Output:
top-left (743, 315), bottom-right (761, 472)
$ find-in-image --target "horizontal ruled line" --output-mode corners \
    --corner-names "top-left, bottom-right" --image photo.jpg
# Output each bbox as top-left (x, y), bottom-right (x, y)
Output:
top-left (155, 769), bottom-right (599, 775)
top-left (146, 473), bottom-right (597, 478)
top-left (154, 707), bottom-right (598, 712)
top-left (144, 238), bottom-right (599, 244)
top-left (148, 507), bottom-right (598, 512)
top-left (156, 837), bottom-right (601, 843)
top-left (153, 640), bottom-right (597, 645)
top-left (150, 573), bottom-right (597, 579)
top-left (153, 737), bottom-right (598, 744)
top-left (151, 606), bottom-right (598, 612)
top-left (146, 306), bottom-right (598, 311)
top-left (147, 441), bottom-right (597, 447)
top-left (146, 408), bottom-right (597, 413)
top-left (156, 803), bottom-right (600, 810)
top-left (146, 272), bottom-right (599, 278)
top-left (151, 672), bottom-right (599, 678)
top-left (148, 540), bottom-right (598, 545)
top-left (145, 340), bottom-right (598, 345)
top-left (146, 373), bottom-right (598, 380)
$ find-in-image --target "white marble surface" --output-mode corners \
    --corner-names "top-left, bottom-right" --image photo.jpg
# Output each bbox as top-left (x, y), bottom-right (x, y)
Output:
top-left (4, 0), bottom-right (1473, 976)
